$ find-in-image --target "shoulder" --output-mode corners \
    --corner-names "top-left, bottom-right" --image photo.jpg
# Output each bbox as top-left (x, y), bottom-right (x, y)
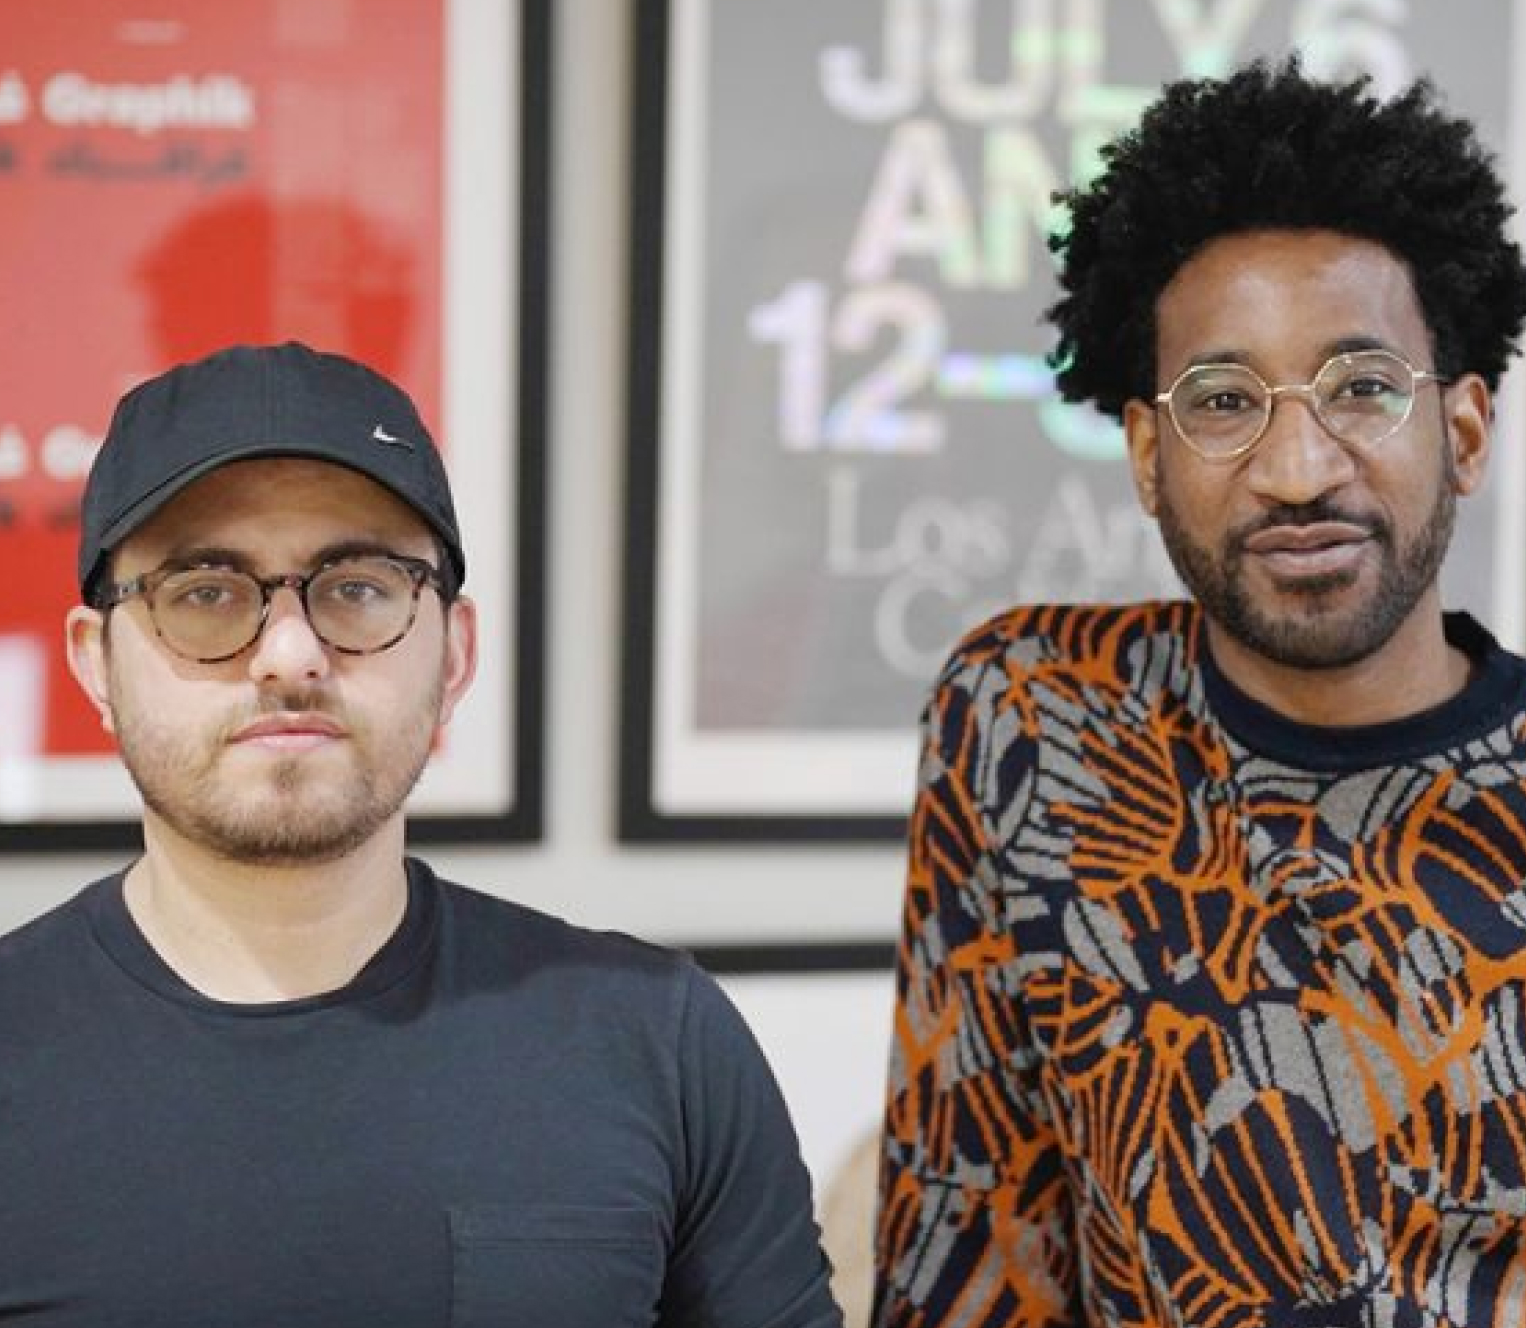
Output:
top-left (417, 869), bottom-right (766, 1093)
top-left (0, 880), bottom-right (119, 1057)
top-left (436, 876), bottom-right (686, 971)
top-left (420, 868), bottom-right (706, 1026)
top-left (918, 600), bottom-right (1206, 810)
top-left (940, 598), bottom-right (1200, 687)
top-left (925, 599), bottom-right (1202, 732)
top-left (0, 879), bottom-right (107, 974)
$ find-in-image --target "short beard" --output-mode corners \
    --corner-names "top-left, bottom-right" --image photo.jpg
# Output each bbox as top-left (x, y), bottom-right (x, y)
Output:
top-left (145, 750), bottom-right (423, 868)
top-left (114, 676), bottom-right (441, 868)
top-left (1155, 456), bottom-right (1456, 672)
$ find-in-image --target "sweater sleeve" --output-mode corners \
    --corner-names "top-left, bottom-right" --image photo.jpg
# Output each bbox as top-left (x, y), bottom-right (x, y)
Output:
top-left (871, 649), bottom-right (1082, 1328)
top-left (659, 962), bottom-right (844, 1328)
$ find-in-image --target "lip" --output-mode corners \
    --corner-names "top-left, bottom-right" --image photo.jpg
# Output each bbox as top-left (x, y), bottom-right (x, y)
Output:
top-left (230, 713), bottom-right (347, 750)
top-left (1241, 521), bottom-right (1374, 579)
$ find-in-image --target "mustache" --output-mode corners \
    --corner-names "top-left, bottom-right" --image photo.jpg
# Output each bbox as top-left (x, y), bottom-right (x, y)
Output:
top-left (219, 689), bottom-right (347, 737)
top-left (1229, 499), bottom-right (1389, 547)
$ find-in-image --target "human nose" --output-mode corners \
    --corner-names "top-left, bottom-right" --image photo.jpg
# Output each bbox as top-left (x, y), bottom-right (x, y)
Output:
top-left (1244, 384), bottom-right (1356, 505)
top-left (246, 584), bottom-right (332, 684)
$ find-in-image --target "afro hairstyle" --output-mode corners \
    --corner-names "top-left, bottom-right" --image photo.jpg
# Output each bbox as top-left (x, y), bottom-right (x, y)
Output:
top-left (1046, 57), bottom-right (1526, 420)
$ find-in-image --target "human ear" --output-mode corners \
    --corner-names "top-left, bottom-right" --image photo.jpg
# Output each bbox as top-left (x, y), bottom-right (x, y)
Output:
top-left (1123, 398), bottom-right (1162, 516)
top-left (436, 595), bottom-right (478, 729)
top-left (1443, 373), bottom-right (1492, 496)
top-left (65, 606), bottom-right (116, 735)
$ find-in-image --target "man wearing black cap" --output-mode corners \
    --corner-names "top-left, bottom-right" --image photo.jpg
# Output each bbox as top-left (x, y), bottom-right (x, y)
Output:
top-left (0, 343), bottom-right (842, 1327)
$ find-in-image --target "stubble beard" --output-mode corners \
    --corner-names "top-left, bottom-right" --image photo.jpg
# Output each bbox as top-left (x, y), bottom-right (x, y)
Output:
top-left (1154, 464), bottom-right (1457, 672)
top-left (112, 677), bottom-right (443, 868)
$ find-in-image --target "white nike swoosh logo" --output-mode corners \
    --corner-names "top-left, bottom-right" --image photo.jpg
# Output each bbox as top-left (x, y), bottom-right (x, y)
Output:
top-left (371, 425), bottom-right (410, 447)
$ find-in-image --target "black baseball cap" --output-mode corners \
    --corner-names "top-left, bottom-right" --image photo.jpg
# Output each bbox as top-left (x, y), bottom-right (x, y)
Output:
top-left (78, 342), bottom-right (465, 600)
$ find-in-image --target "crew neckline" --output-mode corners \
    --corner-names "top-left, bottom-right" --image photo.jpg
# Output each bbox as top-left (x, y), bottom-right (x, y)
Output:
top-left (88, 857), bottom-right (439, 1016)
top-left (1198, 611), bottom-right (1522, 771)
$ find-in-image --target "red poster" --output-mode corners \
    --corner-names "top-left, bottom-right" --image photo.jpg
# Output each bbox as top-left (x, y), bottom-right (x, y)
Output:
top-left (0, 0), bottom-right (445, 765)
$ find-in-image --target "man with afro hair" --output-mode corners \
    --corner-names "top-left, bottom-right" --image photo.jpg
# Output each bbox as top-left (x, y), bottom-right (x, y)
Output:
top-left (874, 58), bottom-right (1526, 1328)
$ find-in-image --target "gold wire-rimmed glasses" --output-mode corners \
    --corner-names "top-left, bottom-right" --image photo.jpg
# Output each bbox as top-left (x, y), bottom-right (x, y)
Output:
top-left (1155, 348), bottom-right (1450, 461)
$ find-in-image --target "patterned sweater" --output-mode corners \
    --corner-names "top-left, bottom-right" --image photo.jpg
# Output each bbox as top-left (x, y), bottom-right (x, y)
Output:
top-left (873, 600), bottom-right (1526, 1328)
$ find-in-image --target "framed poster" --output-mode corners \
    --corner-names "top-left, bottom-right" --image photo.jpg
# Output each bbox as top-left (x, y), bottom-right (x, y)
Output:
top-left (0, 0), bottom-right (548, 850)
top-left (620, 0), bottom-right (1524, 841)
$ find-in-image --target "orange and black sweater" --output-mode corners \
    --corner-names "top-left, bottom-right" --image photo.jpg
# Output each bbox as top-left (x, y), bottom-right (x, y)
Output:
top-left (874, 600), bottom-right (1526, 1328)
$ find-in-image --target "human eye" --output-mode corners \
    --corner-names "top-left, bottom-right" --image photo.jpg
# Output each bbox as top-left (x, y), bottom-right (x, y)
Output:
top-left (314, 558), bottom-right (407, 608)
top-left (1323, 354), bottom-right (1407, 408)
top-left (1179, 370), bottom-right (1259, 416)
top-left (1200, 389), bottom-right (1255, 413)
top-left (1334, 372), bottom-right (1400, 401)
top-left (160, 568), bottom-right (248, 612)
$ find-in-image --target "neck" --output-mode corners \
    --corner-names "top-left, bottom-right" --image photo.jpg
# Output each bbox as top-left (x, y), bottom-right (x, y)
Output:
top-left (1203, 602), bottom-right (1471, 728)
top-left (125, 816), bottom-right (411, 1003)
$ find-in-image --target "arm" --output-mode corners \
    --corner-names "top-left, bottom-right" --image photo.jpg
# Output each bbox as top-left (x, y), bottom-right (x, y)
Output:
top-left (872, 654), bottom-right (1080, 1328)
top-left (660, 963), bottom-right (844, 1328)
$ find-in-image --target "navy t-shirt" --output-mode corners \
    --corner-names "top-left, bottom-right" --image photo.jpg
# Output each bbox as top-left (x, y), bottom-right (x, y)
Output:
top-left (0, 860), bottom-right (842, 1327)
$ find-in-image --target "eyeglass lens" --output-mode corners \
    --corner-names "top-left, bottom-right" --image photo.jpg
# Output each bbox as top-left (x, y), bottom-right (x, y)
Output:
top-left (1169, 350), bottom-right (1418, 457)
top-left (147, 557), bottom-right (422, 661)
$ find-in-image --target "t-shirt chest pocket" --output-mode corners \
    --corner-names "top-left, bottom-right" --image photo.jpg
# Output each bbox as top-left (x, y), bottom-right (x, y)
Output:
top-left (449, 1205), bottom-right (665, 1328)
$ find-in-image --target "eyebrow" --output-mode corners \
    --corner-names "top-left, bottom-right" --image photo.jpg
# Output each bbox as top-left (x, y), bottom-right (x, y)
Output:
top-left (1322, 335), bottom-right (1393, 358)
top-left (1181, 336), bottom-right (1398, 373)
top-left (152, 540), bottom-right (414, 574)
